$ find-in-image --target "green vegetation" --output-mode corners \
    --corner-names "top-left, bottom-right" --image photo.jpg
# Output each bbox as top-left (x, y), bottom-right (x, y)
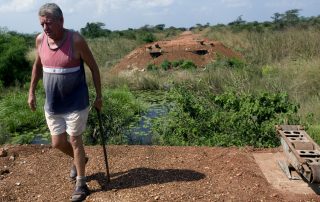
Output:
top-left (82, 24), bottom-right (184, 69)
top-left (0, 33), bottom-right (32, 87)
top-left (80, 23), bottom-right (185, 40)
top-left (152, 87), bottom-right (298, 147)
top-left (0, 86), bottom-right (46, 144)
top-left (0, 86), bottom-right (145, 145)
top-left (146, 59), bottom-right (197, 71)
top-left (84, 87), bottom-right (146, 145)
top-left (2, 9), bottom-right (320, 147)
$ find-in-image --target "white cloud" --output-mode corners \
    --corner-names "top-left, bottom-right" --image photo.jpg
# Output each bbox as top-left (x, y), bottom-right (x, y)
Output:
top-left (264, 0), bottom-right (306, 9)
top-left (221, 0), bottom-right (251, 8)
top-left (0, 0), bottom-right (36, 13)
top-left (130, 0), bottom-right (174, 8)
top-left (67, 0), bottom-right (175, 17)
top-left (0, 0), bottom-right (174, 15)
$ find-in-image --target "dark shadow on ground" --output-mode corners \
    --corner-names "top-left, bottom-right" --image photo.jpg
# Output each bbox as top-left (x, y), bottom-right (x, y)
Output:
top-left (298, 176), bottom-right (320, 195)
top-left (308, 183), bottom-right (320, 195)
top-left (87, 167), bottom-right (205, 193)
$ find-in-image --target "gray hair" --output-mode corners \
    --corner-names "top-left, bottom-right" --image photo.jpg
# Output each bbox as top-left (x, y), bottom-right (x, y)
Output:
top-left (38, 3), bottom-right (63, 20)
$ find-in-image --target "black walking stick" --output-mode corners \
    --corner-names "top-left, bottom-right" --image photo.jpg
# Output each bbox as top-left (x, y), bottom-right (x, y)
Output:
top-left (96, 108), bottom-right (111, 182)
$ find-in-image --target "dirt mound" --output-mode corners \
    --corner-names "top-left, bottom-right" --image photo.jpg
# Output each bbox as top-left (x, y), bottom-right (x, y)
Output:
top-left (112, 31), bottom-right (241, 72)
top-left (1, 145), bottom-right (319, 201)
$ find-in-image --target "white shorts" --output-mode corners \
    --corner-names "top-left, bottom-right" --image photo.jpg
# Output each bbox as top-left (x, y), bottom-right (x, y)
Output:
top-left (45, 107), bottom-right (89, 136)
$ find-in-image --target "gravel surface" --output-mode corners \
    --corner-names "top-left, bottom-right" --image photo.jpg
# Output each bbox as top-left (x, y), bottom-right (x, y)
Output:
top-left (0, 145), bottom-right (319, 201)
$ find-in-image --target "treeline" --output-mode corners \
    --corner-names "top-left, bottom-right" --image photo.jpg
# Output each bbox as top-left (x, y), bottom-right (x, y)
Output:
top-left (1, 9), bottom-right (320, 88)
top-left (191, 9), bottom-right (320, 32)
top-left (80, 22), bottom-right (186, 42)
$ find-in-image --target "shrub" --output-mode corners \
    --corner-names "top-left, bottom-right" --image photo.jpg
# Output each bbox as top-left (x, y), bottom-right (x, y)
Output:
top-left (172, 60), bottom-right (184, 68)
top-left (152, 87), bottom-right (299, 147)
top-left (161, 60), bottom-right (171, 71)
top-left (84, 87), bottom-right (146, 145)
top-left (139, 32), bottom-right (156, 43)
top-left (0, 34), bottom-right (31, 86)
top-left (180, 60), bottom-right (197, 69)
top-left (147, 63), bottom-right (158, 71)
top-left (226, 57), bottom-right (246, 68)
top-left (0, 86), bottom-right (47, 144)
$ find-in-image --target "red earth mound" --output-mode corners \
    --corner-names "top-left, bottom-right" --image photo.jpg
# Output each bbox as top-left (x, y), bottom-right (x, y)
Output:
top-left (112, 31), bottom-right (241, 72)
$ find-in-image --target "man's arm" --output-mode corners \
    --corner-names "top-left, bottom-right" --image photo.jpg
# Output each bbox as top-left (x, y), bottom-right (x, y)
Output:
top-left (28, 35), bottom-right (43, 111)
top-left (73, 32), bottom-right (102, 111)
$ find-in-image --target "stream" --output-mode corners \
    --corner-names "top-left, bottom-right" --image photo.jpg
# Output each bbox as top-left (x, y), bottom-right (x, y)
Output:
top-left (126, 90), bottom-right (170, 145)
top-left (31, 90), bottom-right (170, 145)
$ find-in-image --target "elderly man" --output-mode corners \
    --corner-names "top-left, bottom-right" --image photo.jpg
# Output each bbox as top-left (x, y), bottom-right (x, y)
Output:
top-left (28, 3), bottom-right (102, 201)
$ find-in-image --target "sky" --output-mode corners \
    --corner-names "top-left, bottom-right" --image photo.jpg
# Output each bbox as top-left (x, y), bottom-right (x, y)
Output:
top-left (0, 0), bottom-right (320, 34)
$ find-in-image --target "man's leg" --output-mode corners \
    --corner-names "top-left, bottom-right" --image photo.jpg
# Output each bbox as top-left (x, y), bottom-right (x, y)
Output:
top-left (45, 111), bottom-right (74, 158)
top-left (66, 107), bottom-right (89, 180)
top-left (70, 135), bottom-right (86, 178)
top-left (67, 108), bottom-right (90, 201)
top-left (51, 132), bottom-right (74, 158)
top-left (70, 134), bottom-right (90, 200)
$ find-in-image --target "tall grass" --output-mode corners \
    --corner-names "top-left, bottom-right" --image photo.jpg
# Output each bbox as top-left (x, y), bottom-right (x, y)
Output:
top-left (203, 27), bottom-right (320, 65)
top-left (245, 28), bottom-right (320, 64)
top-left (0, 86), bottom-right (47, 144)
top-left (103, 27), bottom-right (320, 143)
top-left (4, 26), bottom-right (320, 145)
top-left (87, 37), bottom-right (140, 69)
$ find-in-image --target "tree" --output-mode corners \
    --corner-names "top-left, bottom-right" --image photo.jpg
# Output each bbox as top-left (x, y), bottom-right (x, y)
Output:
top-left (228, 15), bottom-right (246, 26)
top-left (283, 9), bottom-right (301, 25)
top-left (0, 34), bottom-right (30, 86)
top-left (271, 12), bottom-right (282, 23)
top-left (80, 22), bottom-right (111, 38)
top-left (155, 24), bottom-right (165, 30)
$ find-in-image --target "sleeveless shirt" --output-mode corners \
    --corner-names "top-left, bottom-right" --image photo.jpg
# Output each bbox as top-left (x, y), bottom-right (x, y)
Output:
top-left (39, 30), bottom-right (89, 114)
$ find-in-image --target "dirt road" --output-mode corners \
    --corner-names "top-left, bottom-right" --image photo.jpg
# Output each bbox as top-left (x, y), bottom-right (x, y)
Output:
top-left (0, 145), bottom-right (319, 201)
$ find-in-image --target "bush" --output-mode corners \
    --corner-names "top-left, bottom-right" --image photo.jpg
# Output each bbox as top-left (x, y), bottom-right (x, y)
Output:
top-left (161, 60), bottom-right (171, 71)
top-left (226, 57), bottom-right (246, 68)
top-left (172, 60), bottom-right (184, 68)
top-left (84, 87), bottom-right (146, 145)
top-left (147, 63), bottom-right (158, 71)
top-left (180, 60), bottom-right (197, 69)
top-left (0, 87), bottom-right (47, 144)
top-left (139, 32), bottom-right (156, 43)
top-left (211, 55), bottom-right (246, 69)
top-left (152, 87), bottom-right (299, 147)
top-left (0, 34), bottom-right (31, 87)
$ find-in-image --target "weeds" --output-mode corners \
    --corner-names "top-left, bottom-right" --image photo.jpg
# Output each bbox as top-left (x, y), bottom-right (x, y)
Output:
top-left (152, 87), bottom-right (299, 147)
top-left (2, 25), bottom-right (320, 146)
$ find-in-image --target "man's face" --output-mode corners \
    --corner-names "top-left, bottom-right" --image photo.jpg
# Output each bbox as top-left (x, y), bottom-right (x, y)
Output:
top-left (39, 15), bottom-right (63, 39)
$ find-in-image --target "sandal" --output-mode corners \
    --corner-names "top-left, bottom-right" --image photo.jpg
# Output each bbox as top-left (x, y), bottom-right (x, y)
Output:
top-left (71, 184), bottom-right (90, 202)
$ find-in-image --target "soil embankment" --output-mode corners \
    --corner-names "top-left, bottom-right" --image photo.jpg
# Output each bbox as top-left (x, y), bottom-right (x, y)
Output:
top-left (112, 31), bottom-right (241, 73)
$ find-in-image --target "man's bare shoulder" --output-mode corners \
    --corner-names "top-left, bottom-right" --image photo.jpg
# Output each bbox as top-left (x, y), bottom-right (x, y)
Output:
top-left (72, 31), bottom-right (86, 44)
top-left (35, 33), bottom-right (44, 47)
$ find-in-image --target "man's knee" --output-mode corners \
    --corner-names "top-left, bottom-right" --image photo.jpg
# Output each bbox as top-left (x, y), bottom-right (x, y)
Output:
top-left (70, 135), bottom-right (83, 148)
top-left (52, 139), bottom-right (66, 149)
top-left (51, 133), bottom-right (68, 149)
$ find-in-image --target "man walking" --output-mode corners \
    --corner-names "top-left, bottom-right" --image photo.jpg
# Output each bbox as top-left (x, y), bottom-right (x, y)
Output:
top-left (28, 3), bottom-right (102, 201)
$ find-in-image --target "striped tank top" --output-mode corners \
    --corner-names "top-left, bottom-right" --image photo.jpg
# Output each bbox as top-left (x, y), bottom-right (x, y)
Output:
top-left (39, 30), bottom-right (89, 114)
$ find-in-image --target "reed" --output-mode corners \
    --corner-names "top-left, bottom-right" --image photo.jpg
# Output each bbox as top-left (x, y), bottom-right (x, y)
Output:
top-left (87, 37), bottom-right (140, 69)
top-left (204, 27), bottom-right (320, 65)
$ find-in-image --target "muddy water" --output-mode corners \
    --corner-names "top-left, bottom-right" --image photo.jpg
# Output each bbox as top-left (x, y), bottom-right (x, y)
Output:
top-left (31, 90), bottom-right (170, 145)
top-left (126, 90), bottom-right (170, 145)
top-left (126, 104), bottom-right (168, 145)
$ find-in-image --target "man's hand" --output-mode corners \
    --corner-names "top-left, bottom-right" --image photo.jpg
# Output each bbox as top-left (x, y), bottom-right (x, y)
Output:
top-left (28, 93), bottom-right (37, 111)
top-left (94, 97), bottom-right (103, 111)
